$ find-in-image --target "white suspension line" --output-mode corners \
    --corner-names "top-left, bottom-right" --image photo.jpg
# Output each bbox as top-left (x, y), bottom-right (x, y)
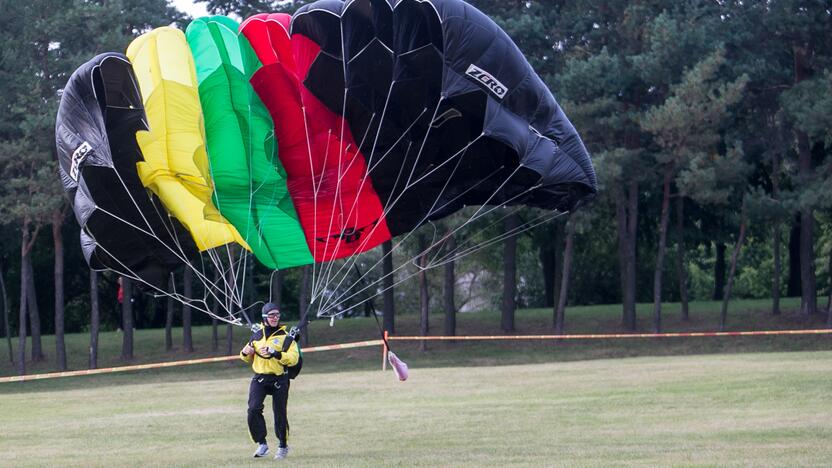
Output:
top-left (92, 203), bottom-right (228, 304)
top-left (314, 134), bottom-right (475, 312)
top-left (310, 81), bottom-right (396, 298)
top-left (316, 154), bottom-right (519, 313)
top-left (299, 104), bottom-right (320, 301)
top-left (319, 209), bottom-right (568, 319)
top-left (311, 100), bottom-right (448, 306)
top-left (317, 177), bottom-right (551, 314)
top-left (418, 201), bottom-right (550, 268)
top-left (308, 110), bottom-right (381, 298)
top-left (86, 230), bottom-right (242, 324)
top-left (427, 210), bottom-right (568, 269)
top-left (313, 88), bottom-right (351, 292)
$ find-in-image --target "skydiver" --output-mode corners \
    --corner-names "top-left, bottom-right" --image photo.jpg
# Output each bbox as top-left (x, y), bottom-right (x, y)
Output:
top-left (240, 302), bottom-right (300, 459)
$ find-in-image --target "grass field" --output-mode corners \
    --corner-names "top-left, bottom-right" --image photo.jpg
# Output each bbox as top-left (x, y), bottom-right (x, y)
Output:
top-left (1, 351), bottom-right (831, 466)
top-left (1, 298), bottom-right (831, 466)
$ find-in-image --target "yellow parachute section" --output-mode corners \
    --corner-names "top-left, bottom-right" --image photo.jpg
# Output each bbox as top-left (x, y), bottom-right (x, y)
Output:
top-left (127, 27), bottom-right (249, 252)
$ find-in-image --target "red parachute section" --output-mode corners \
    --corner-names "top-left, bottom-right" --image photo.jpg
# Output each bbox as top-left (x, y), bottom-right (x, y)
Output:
top-left (241, 13), bottom-right (391, 263)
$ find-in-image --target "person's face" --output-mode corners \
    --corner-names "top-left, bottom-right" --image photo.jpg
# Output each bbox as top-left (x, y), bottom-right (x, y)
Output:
top-left (264, 311), bottom-right (280, 326)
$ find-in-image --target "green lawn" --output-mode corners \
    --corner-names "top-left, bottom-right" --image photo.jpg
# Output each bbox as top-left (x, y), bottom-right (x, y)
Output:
top-left (1, 351), bottom-right (831, 466)
top-left (2, 296), bottom-right (830, 378)
top-left (1, 298), bottom-right (830, 466)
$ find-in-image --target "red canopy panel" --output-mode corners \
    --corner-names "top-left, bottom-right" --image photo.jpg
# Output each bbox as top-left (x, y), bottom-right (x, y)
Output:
top-left (241, 13), bottom-right (391, 263)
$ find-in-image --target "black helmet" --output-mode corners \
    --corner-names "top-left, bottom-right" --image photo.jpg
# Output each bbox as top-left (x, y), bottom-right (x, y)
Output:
top-left (261, 302), bottom-right (280, 318)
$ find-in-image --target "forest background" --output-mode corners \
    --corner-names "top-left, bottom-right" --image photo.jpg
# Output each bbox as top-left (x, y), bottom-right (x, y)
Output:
top-left (0, 0), bottom-right (830, 375)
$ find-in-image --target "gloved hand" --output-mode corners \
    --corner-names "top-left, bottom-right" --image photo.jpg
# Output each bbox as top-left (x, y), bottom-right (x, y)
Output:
top-left (241, 343), bottom-right (254, 356)
top-left (279, 327), bottom-right (300, 353)
top-left (255, 345), bottom-right (272, 358)
top-left (270, 350), bottom-right (283, 359)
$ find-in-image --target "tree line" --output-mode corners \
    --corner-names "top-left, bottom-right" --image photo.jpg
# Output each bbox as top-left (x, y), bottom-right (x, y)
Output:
top-left (0, 1), bottom-right (831, 376)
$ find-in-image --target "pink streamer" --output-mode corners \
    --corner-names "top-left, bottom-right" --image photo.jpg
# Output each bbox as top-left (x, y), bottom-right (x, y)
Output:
top-left (387, 351), bottom-right (409, 381)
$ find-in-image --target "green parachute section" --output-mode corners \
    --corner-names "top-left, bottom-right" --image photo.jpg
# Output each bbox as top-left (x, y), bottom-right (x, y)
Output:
top-left (185, 16), bottom-right (313, 269)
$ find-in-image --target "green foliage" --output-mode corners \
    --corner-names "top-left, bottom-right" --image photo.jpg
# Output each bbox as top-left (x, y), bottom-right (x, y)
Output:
top-left (678, 145), bottom-right (751, 208)
top-left (196, 0), bottom-right (305, 18)
top-left (640, 49), bottom-right (749, 164)
top-left (781, 70), bottom-right (832, 148)
top-left (0, 0), bottom-right (830, 339)
top-left (0, 0), bottom-right (189, 335)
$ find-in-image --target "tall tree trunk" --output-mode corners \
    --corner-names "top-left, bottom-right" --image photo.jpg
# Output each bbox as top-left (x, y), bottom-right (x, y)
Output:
top-left (772, 225), bottom-right (782, 314)
top-left (617, 182), bottom-right (639, 330)
top-left (0, 260), bottom-right (12, 365)
top-left (713, 243), bottom-right (726, 300)
top-left (271, 270), bottom-right (283, 308)
top-left (89, 270), bottom-right (99, 369)
top-left (539, 246), bottom-right (554, 308)
top-left (539, 229), bottom-right (555, 308)
top-left (246, 252), bottom-right (255, 304)
top-left (165, 276), bottom-right (174, 351)
top-left (299, 265), bottom-right (312, 347)
top-left (363, 294), bottom-right (373, 317)
top-left (53, 212), bottom-right (67, 371)
top-left (794, 41), bottom-right (816, 316)
top-left (443, 234), bottom-right (456, 337)
top-left (225, 249), bottom-right (237, 356)
top-left (797, 130), bottom-right (816, 316)
top-left (826, 247), bottom-right (832, 328)
top-left (787, 216), bottom-right (801, 296)
top-left (245, 252), bottom-right (255, 308)
top-left (121, 277), bottom-right (133, 360)
top-left (17, 220), bottom-right (41, 373)
top-left (382, 241), bottom-right (395, 334)
top-left (225, 322), bottom-right (234, 356)
top-left (210, 318), bottom-right (219, 351)
top-left (675, 196), bottom-right (689, 321)
top-left (615, 194), bottom-right (628, 325)
top-left (555, 221), bottom-right (575, 334)
top-left (771, 148), bottom-right (782, 315)
top-left (26, 251), bottom-right (43, 361)
top-left (211, 275), bottom-right (219, 352)
top-left (501, 214), bottom-right (519, 332)
top-left (626, 182), bottom-right (639, 327)
top-left (183, 267), bottom-right (193, 352)
top-left (297, 266), bottom-right (309, 329)
top-left (210, 269), bottom-right (219, 352)
top-left (17, 230), bottom-right (29, 375)
top-left (720, 214), bottom-right (747, 331)
top-left (827, 294), bottom-right (832, 328)
top-left (553, 222), bottom-right (564, 310)
top-left (418, 235), bottom-right (429, 352)
top-left (652, 167), bottom-right (673, 333)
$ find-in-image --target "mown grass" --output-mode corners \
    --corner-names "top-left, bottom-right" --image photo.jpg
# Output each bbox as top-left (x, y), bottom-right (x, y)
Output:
top-left (1, 351), bottom-right (831, 466)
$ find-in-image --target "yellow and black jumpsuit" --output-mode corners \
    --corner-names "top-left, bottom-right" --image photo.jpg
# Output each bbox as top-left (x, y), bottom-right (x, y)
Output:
top-left (241, 323), bottom-right (299, 448)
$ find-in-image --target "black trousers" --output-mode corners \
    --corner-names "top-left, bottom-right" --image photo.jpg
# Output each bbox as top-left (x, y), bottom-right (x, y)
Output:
top-left (247, 374), bottom-right (290, 447)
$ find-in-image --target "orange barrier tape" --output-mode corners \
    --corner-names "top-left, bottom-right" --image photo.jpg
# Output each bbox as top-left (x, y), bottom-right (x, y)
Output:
top-left (386, 329), bottom-right (832, 341)
top-left (5, 329), bottom-right (830, 383)
top-left (0, 339), bottom-right (384, 384)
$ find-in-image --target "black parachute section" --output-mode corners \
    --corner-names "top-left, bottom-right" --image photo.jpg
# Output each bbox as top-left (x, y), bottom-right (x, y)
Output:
top-left (292, 0), bottom-right (597, 235)
top-left (55, 53), bottom-right (197, 287)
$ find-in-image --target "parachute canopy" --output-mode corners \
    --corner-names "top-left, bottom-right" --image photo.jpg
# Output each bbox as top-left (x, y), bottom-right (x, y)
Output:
top-left (55, 0), bottom-right (596, 321)
top-left (126, 26), bottom-right (249, 253)
top-left (55, 53), bottom-right (198, 288)
top-left (289, 0), bottom-right (597, 232)
top-left (186, 16), bottom-right (314, 270)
